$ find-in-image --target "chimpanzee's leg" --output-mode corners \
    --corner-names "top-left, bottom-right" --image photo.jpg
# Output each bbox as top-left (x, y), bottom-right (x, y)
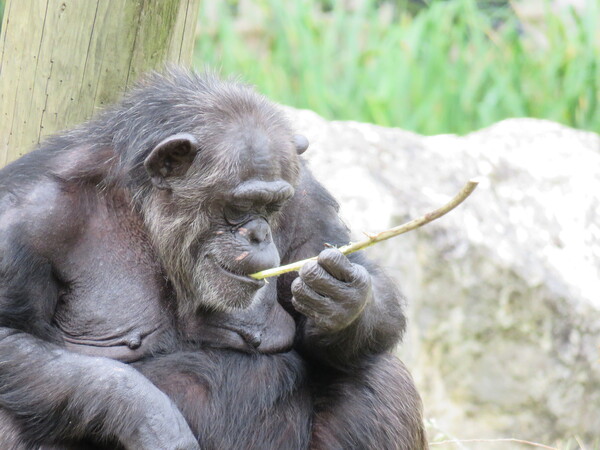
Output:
top-left (310, 354), bottom-right (428, 450)
top-left (134, 350), bottom-right (313, 450)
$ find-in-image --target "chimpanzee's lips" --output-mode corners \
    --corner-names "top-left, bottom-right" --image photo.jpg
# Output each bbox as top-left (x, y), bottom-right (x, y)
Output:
top-left (210, 258), bottom-right (265, 288)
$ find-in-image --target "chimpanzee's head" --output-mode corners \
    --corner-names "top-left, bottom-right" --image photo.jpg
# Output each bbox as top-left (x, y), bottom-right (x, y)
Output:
top-left (122, 71), bottom-right (309, 315)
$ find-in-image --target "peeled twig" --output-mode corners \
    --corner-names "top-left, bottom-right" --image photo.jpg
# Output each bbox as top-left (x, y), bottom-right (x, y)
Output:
top-left (250, 178), bottom-right (480, 280)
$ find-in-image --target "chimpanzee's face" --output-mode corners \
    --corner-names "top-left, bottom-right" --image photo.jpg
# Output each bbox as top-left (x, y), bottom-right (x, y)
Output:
top-left (142, 113), bottom-right (303, 313)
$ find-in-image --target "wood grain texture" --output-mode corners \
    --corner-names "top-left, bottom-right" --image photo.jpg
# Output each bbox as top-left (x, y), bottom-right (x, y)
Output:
top-left (0, 0), bottom-right (200, 165)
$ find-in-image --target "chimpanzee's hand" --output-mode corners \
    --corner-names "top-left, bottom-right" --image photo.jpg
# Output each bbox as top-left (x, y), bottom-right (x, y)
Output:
top-left (115, 366), bottom-right (199, 450)
top-left (121, 397), bottom-right (199, 450)
top-left (291, 248), bottom-right (372, 333)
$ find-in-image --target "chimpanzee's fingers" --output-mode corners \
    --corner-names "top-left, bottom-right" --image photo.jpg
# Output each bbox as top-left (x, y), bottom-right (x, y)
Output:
top-left (291, 277), bottom-right (333, 321)
top-left (298, 259), bottom-right (345, 295)
top-left (317, 248), bottom-right (356, 283)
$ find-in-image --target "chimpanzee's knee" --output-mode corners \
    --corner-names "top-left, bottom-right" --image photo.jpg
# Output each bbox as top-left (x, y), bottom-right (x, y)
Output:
top-left (311, 354), bottom-right (427, 450)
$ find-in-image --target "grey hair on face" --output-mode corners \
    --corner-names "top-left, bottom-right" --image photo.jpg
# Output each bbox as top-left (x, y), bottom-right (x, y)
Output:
top-left (140, 191), bottom-right (211, 317)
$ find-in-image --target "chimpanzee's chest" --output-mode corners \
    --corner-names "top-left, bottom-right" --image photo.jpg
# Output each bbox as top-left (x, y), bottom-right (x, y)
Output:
top-left (51, 200), bottom-right (174, 362)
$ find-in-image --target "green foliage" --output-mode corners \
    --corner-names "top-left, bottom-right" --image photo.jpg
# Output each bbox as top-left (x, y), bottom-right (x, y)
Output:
top-left (194, 0), bottom-right (600, 135)
top-left (0, 0), bottom-right (4, 34)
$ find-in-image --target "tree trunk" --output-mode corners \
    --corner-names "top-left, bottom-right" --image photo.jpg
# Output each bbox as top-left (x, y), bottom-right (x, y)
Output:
top-left (0, 0), bottom-right (200, 166)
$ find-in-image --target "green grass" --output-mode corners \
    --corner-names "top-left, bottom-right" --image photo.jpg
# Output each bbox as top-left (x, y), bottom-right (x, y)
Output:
top-left (194, 0), bottom-right (600, 135)
top-left (0, 0), bottom-right (4, 34)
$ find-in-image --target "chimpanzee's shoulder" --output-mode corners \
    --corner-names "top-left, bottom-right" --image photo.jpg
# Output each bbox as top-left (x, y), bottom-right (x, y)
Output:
top-left (0, 150), bottom-right (88, 255)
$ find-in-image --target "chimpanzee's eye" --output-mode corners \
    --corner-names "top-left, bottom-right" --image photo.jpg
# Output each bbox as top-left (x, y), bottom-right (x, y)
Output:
top-left (224, 203), bottom-right (252, 225)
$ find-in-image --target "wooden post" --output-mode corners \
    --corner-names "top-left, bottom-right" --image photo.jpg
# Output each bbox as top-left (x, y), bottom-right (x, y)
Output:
top-left (0, 0), bottom-right (200, 166)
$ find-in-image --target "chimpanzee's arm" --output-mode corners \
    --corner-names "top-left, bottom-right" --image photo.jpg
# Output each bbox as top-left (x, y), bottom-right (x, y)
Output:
top-left (0, 197), bottom-right (197, 449)
top-left (0, 332), bottom-right (195, 448)
top-left (277, 166), bottom-right (406, 369)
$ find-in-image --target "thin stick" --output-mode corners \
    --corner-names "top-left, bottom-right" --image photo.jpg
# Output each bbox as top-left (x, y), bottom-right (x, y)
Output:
top-left (250, 178), bottom-right (480, 280)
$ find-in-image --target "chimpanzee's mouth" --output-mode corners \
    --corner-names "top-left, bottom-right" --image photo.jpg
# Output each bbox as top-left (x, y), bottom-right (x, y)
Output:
top-left (211, 258), bottom-right (265, 288)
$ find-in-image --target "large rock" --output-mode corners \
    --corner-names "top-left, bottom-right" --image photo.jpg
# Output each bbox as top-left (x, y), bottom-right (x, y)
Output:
top-left (286, 107), bottom-right (600, 447)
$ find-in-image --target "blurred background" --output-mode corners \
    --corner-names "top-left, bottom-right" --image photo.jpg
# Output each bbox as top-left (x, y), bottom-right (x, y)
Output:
top-left (2, 0), bottom-right (598, 136)
top-left (191, 0), bottom-right (599, 136)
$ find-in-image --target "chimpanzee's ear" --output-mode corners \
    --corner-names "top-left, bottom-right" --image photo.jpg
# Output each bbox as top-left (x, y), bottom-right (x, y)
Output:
top-left (293, 134), bottom-right (309, 155)
top-left (144, 133), bottom-right (199, 190)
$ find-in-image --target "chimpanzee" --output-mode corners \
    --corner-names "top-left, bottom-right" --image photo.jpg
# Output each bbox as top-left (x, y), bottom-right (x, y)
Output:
top-left (0, 69), bottom-right (427, 449)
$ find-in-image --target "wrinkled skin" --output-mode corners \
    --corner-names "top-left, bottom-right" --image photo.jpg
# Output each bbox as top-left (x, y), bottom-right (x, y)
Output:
top-left (0, 70), bottom-right (427, 449)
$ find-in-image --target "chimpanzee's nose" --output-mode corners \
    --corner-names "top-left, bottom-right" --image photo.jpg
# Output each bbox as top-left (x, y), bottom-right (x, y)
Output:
top-left (244, 218), bottom-right (271, 245)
